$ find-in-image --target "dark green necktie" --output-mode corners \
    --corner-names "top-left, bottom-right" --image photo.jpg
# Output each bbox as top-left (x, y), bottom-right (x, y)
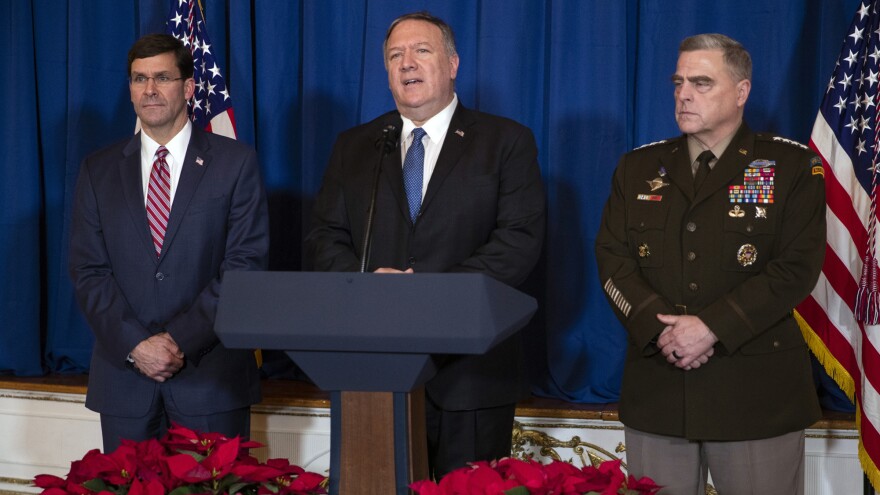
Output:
top-left (693, 150), bottom-right (715, 192)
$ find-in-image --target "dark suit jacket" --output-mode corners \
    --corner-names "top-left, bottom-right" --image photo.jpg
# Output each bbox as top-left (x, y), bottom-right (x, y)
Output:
top-left (595, 123), bottom-right (825, 440)
top-left (69, 126), bottom-right (269, 417)
top-left (306, 103), bottom-right (546, 410)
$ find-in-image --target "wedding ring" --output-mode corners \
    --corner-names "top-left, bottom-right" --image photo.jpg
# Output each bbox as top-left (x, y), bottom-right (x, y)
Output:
top-left (672, 350), bottom-right (682, 359)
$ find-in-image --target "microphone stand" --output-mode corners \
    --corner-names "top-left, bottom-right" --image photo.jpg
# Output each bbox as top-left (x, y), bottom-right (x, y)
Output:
top-left (359, 124), bottom-right (399, 273)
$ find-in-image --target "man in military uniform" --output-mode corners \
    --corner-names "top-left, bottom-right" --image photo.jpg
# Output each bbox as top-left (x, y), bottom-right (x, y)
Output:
top-left (595, 34), bottom-right (826, 494)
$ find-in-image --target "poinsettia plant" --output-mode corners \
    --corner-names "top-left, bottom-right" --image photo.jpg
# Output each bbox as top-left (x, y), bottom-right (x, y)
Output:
top-left (410, 457), bottom-right (661, 495)
top-left (33, 423), bottom-right (327, 495)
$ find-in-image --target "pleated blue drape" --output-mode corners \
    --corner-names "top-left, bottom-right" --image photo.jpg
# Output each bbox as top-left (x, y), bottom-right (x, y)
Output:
top-left (0, 0), bottom-right (859, 406)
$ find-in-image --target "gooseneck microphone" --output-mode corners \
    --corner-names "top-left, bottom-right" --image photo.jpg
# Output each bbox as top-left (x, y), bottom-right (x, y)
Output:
top-left (359, 124), bottom-right (400, 272)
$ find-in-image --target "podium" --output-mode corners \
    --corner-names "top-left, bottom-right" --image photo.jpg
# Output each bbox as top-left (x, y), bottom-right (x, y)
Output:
top-left (215, 272), bottom-right (537, 494)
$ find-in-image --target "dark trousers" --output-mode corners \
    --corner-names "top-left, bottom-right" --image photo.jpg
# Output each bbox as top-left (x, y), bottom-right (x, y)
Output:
top-left (99, 384), bottom-right (251, 453)
top-left (424, 396), bottom-right (517, 480)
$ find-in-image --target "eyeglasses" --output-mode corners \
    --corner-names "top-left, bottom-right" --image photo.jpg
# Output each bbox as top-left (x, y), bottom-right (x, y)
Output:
top-left (129, 75), bottom-right (185, 87)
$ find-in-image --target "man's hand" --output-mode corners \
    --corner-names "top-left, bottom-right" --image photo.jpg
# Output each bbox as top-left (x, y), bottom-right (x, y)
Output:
top-left (373, 268), bottom-right (414, 274)
top-left (656, 314), bottom-right (719, 370)
top-left (129, 332), bottom-right (184, 382)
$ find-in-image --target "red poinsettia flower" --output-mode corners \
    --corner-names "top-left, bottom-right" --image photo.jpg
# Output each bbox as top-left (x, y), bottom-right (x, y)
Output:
top-left (167, 433), bottom-right (242, 485)
top-left (626, 474), bottom-right (662, 494)
top-left (163, 423), bottom-right (262, 460)
top-left (34, 426), bottom-right (327, 495)
top-left (127, 478), bottom-right (165, 495)
top-left (286, 471), bottom-right (328, 494)
top-left (498, 458), bottom-right (549, 492)
top-left (539, 459), bottom-right (589, 494)
top-left (422, 462), bottom-right (520, 495)
top-left (411, 458), bottom-right (660, 495)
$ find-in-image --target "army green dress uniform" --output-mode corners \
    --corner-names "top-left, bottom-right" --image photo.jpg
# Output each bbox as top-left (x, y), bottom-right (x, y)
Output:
top-left (595, 123), bottom-right (826, 441)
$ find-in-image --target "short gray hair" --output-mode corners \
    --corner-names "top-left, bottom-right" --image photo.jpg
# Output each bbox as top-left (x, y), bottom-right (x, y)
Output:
top-left (680, 33), bottom-right (752, 82)
top-left (384, 12), bottom-right (457, 58)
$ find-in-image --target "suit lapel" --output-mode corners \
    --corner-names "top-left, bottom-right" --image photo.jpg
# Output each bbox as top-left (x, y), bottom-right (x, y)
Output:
top-left (421, 104), bottom-right (474, 215)
top-left (377, 116), bottom-right (409, 222)
top-left (120, 133), bottom-right (157, 260)
top-left (160, 128), bottom-right (210, 261)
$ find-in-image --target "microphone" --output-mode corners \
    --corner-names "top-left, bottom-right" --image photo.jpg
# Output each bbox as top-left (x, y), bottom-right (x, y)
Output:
top-left (360, 124), bottom-right (399, 272)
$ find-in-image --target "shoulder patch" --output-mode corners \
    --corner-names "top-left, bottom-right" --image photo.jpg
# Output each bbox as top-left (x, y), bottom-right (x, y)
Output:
top-left (633, 139), bottom-right (668, 150)
top-left (810, 156), bottom-right (825, 177)
top-left (769, 135), bottom-right (810, 151)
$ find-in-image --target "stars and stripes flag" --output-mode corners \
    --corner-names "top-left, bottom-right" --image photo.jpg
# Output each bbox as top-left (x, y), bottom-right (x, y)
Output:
top-left (795, 0), bottom-right (880, 487)
top-left (165, 0), bottom-right (237, 139)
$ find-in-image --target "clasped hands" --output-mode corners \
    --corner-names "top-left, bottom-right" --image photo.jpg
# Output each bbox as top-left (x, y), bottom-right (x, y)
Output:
top-left (656, 313), bottom-right (718, 371)
top-left (129, 332), bottom-right (184, 382)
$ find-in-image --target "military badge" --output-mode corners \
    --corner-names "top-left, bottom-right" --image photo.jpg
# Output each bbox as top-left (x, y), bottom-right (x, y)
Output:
top-left (638, 243), bottom-right (651, 258)
top-left (811, 156), bottom-right (824, 177)
top-left (772, 136), bottom-right (809, 150)
top-left (755, 206), bottom-right (767, 219)
top-left (647, 177), bottom-right (669, 191)
top-left (737, 244), bottom-right (758, 266)
top-left (729, 161), bottom-right (774, 204)
top-left (747, 159), bottom-right (776, 168)
top-left (729, 205), bottom-right (745, 217)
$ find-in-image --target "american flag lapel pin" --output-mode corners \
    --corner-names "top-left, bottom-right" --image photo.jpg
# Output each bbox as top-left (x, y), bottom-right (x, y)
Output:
top-left (455, 129), bottom-right (465, 137)
top-left (195, 157), bottom-right (204, 166)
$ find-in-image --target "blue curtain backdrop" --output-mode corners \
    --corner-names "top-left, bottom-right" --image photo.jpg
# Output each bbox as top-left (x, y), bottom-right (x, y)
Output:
top-left (0, 0), bottom-right (860, 406)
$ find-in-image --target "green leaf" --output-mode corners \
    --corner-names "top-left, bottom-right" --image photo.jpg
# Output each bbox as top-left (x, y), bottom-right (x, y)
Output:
top-left (168, 485), bottom-right (200, 495)
top-left (260, 483), bottom-right (280, 494)
top-left (504, 488), bottom-right (530, 495)
top-left (227, 481), bottom-right (254, 494)
top-left (82, 479), bottom-right (109, 492)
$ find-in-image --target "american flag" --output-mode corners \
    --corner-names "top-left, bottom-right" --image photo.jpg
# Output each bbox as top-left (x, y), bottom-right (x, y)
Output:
top-left (795, 0), bottom-right (880, 487)
top-left (165, 0), bottom-right (237, 139)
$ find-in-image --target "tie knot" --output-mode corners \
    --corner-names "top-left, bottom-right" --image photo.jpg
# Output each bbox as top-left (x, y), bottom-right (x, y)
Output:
top-left (697, 150), bottom-right (714, 166)
top-left (412, 128), bottom-right (426, 142)
top-left (155, 146), bottom-right (169, 160)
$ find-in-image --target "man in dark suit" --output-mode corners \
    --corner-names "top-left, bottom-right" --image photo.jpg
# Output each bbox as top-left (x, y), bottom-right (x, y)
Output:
top-left (69, 34), bottom-right (269, 452)
top-left (306, 12), bottom-right (545, 478)
top-left (595, 34), bottom-right (824, 494)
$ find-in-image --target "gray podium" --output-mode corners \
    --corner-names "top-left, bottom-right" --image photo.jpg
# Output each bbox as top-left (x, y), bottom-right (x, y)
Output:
top-left (215, 272), bottom-right (537, 495)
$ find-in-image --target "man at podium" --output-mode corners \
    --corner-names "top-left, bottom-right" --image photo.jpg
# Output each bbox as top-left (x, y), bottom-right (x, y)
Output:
top-left (306, 11), bottom-right (545, 479)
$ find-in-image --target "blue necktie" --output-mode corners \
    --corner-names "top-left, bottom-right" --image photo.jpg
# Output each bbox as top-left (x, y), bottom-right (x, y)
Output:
top-left (403, 128), bottom-right (426, 222)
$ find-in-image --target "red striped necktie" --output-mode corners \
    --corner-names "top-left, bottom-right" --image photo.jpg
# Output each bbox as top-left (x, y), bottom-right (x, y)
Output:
top-left (146, 146), bottom-right (171, 258)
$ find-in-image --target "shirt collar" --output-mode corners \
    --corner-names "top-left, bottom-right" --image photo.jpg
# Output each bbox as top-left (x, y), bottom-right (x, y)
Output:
top-left (141, 121), bottom-right (193, 165)
top-left (400, 93), bottom-right (458, 143)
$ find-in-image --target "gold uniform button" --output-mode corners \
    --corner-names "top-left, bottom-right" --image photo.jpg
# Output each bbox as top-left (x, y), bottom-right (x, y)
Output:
top-left (686, 222), bottom-right (697, 232)
top-left (688, 282), bottom-right (699, 292)
top-left (687, 251), bottom-right (696, 261)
